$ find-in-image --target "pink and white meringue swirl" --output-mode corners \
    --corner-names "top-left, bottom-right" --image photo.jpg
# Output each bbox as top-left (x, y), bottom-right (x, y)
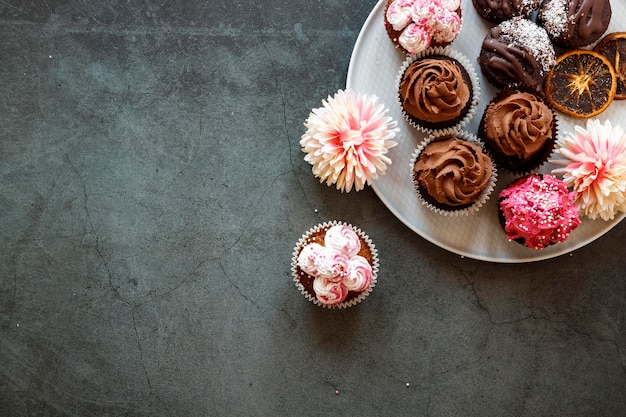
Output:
top-left (300, 89), bottom-right (398, 192)
top-left (551, 119), bottom-right (626, 221)
top-left (432, 10), bottom-right (462, 43)
top-left (314, 249), bottom-right (349, 282)
top-left (386, 0), bottom-right (413, 31)
top-left (344, 256), bottom-right (373, 292)
top-left (324, 225), bottom-right (361, 257)
top-left (439, 0), bottom-right (461, 10)
top-left (313, 277), bottom-right (348, 306)
top-left (297, 242), bottom-right (324, 276)
top-left (410, 0), bottom-right (440, 25)
top-left (398, 23), bottom-right (432, 54)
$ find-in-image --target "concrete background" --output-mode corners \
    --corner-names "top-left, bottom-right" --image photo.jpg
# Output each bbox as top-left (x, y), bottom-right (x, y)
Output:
top-left (1, 0), bottom-right (625, 416)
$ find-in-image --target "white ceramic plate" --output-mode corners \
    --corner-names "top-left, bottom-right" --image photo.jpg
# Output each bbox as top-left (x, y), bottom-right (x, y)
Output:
top-left (346, 0), bottom-right (626, 262)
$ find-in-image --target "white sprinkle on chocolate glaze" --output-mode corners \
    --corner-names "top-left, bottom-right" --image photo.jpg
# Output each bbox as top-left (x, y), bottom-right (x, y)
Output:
top-left (499, 17), bottom-right (556, 75)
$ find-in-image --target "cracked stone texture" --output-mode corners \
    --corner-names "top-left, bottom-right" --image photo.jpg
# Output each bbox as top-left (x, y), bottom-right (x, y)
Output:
top-left (1, 0), bottom-right (625, 416)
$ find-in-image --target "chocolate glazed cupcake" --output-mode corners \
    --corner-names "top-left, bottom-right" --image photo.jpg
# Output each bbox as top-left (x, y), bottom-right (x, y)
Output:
top-left (479, 84), bottom-right (557, 173)
top-left (472, 0), bottom-right (540, 23)
top-left (538, 0), bottom-right (612, 49)
top-left (479, 17), bottom-right (556, 88)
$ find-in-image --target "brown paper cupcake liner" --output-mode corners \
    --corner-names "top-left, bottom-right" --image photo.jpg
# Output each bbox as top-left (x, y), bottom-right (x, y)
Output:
top-left (291, 220), bottom-right (379, 309)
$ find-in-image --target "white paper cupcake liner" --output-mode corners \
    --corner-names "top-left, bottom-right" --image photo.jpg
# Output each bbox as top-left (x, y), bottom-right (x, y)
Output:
top-left (396, 46), bottom-right (481, 137)
top-left (291, 220), bottom-right (379, 309)
top-left (409, 129), bottom-right (498, 216)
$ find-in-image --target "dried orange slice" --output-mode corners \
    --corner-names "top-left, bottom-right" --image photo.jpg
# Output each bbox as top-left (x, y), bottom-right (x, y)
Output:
top-left (544, 50), bottom-right (616, 118)
top-left (594, 32), bottom-right (626, 99)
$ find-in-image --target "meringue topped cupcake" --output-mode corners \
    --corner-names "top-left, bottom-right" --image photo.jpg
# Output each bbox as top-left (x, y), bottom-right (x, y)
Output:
top-left (292, 221), bottom-right (379, 308)
top-left (300, 89), bottom-right (399, 192)
top-left (384, 0), bottom-right (462, 55)
top-left (551, 119), bottom-right (626, 220)
top-left (498, 174), bottom-right (581, 249)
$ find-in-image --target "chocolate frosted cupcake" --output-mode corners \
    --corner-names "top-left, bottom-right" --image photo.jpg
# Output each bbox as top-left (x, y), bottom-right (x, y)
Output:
top-left (291, 221), bottom-right (379, 309)
top-left (384, 0), bottom-right (462, 55)
top-left (410, 131), bottom-right (497, 216)
top-left (479, 17), bottom-right (556, 88)
top-left (398, 47), bottom-right (480, 135)
top-left (472, 0), bottom-right (540, 23)
top-left (480, 85), bottom-right (557, 173)
top-left (538, 0), bottom-right (611, 49)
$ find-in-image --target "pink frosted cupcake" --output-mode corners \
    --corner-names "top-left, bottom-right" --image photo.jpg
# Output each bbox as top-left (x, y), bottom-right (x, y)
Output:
top-left (498, 174), bottom-right (581, 249)
top-left (551, 119), bottom-right (626, 220)
top-left (384, 0), bottom-right (462, 55)
top-left (300, 89), bottom-right (399, 193)
top-left (291, 221), bottom-right (379, 308)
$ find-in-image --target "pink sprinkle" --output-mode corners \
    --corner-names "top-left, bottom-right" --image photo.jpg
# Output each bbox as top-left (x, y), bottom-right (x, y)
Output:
top-left (335, 390), bottom-right (340, 395)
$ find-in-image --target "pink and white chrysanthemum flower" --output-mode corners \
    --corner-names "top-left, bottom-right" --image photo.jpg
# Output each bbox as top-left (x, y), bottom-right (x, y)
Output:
top-left (300, 89), bottom-right (399, 192)
top-left (551, 119), bottom-right (626, 221)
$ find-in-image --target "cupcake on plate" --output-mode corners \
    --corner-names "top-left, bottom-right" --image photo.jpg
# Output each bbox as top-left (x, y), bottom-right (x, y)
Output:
top-left (472, 0), bottom-right (540, 23)
top-left (550, 119), bottom-right (626, 220)
top-left (292, 221), bottom-right (379, 308)
top-left (479, 17), bottom-right (556, 88)
top-left (398, 47), bottom-right (480, 135)
top-left (480, 85), bottom-right (557, 173)
top-left (384, 0), bottom-right (462, 55)
top-left (411, 131), bottom-right (497, 216)
top-left (537, 0), bottom-right (611, 49)
top-left (498, 174), bottom-right (581, 250)
top-left (300, 89), bottom-right (399, 193)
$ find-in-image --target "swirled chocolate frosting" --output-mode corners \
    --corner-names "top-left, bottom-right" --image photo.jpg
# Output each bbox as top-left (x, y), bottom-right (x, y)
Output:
top-left (400, 57), bottom-right (470, 124)
top-left (484, 91), bottom-right (554, 159)
top-left (413, 137), bottom-right (493, 208)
